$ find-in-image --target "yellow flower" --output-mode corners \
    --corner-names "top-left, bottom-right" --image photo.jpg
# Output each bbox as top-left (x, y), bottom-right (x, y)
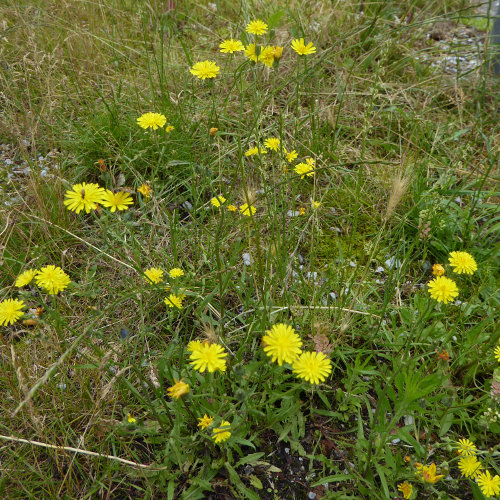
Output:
top-left (295, 159), bottom-right (315, 179)
top-left (137, 184), bottom-right (152, 199)
top-left (197, 414), bottom-right (214, 430)
top-left (245, 146), bottom-right (267, 156)
top-left (168, 268), bottom-right (184, 278)
top-left (418, 463), bottom-right (444, 484)
top-left (262, 323), bottom-right (303, 366)
top-left (165, 125), bottom-right (174, 132)
top-left (285, 149), bottom-right (298, 163)
top-left (167, 379), bottom-right (190, 399)
top-left (292, 351), bottom-right (332, 384)
top-left (189, 342), bottom-right (227, 373)
top-left (239, 203), bottom-right (256, 216)
top-left (432, 264), bottom-right (445, 276)
top-left (211, 196), bottom-right (226, 207)
top-left (264, 137), bottom-right (280, 151)
top-left (427, 276), bottom-right (459, 304)
top-left (187, 340), bottom-right (203, 353)
top-left (244, 43), bottom-right (258, 62)
top-left (458, 456), bottom-right (483, 478)
top-left (64, 182), bottom-right (105, 214)
top-left (457, 438), bottom-right (477, 456)
top-left (219, 39), bottom-right (245, 53)
top-left (448, 251), bottom-right (477, 275)
top-left (259, 46), bottom-right (275, 67)
top-left (0, 298), bottom-right (25, 326)
top-left (312, 201), bottom-right (321, 209)
top-left (227, 204), bottom-right (238, 212)
top-left (35, 265), bottom-right (71, 295)
top-left (15, 269), bottom-right (37, 288)
top-left (212, 420), bottom-right (231, 444)
top-left (100, 190), bottom-right (134, 212)
top-left (137, 112), bottom-right (167, 130)
top-left (190, 60), bottom-right (220, 79)
top-left (209, 127), bottom-right (218, 136)
top-left (245, 19), bottom-right (268, 36)
top-left (476, 471), bottom-right (500, 498)
top-left (397, 482), bottom-right (413, 499)
top-left (291, 38), bottom-right (316, 56)
top-left (144, 267), bottom-right (164, 284)
top-left (272, 45), bottom-right (284, 60)
top-left (494, 345), bottom-right (500, 363)
top-left (164, 294), bottom-right (185, 309)
top-left (127, 413), bottom-right (136, 423)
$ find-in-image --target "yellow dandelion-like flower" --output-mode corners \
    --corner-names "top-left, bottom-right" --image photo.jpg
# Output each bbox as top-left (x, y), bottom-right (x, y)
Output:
top-left (210, 196), bottom-right (226, 207)
top-left (427, 276), bottom-right (459, 304)
top-left (35, 265), bottom-right (71, 295)
top-left (227, 204), bottom-right (238, 212)
top-left (494, 345), bottom-right (500, 363)
top-left (190, 60), bottom-right (220, 79)
top-left (167, 379), bottom-right (190, 399)
top-left (127, 413), bottom-right (136, 423)
top-left (168, 268), bottom-right (184, 278)
top-left (187, 340), bottom-right (203, 353)
top-left (15, 269), bottom-right (37, 288)
top-left (197, 414), bottom-right (214, 430)
top-left (476, 471), bottom-right (500, 498)
top-left (189, 342), bottom-right (227, 373)
top-left (144, 267), bottom-right (164, 284)
top-left (137, 184), bottom-right (152, 199)
top-left (259, 46), bottom-right (275, 67)
top-left (264, 137), bottom-right (280, 152)
top-left (219, 39), bottom-right (245, 53)
top-left (292, 351), bottom-right (332, 385)
top-left (291, 38), bottom-right (317, 56)
top-left (295, 161), bottom-right (315, 179)
top-left (285, 149), bottom-right (298, 163)
top-left (137, 112), bottom-right (167, 130)
top-left (418, 463), bottom-right (444, 484)
top-left (432, 264), bottom-right (445, 277)
top-left (312, 201), bottom-right (321, 209)
top-left (244, 43), bottom-right (258, 63)
top-left (239, 203), bottom-right (256, 216)
top-left (100, 190), bottom-right (134, 212)
top-left (0, 298), bottom-right (25, 326)
top-left (272, 45), bottom-right (284, 60)
top-left (397, 482), bottom-right (413, 500)
top-left (164, 294), bottom-right (185, 309)
top-left (165, 125), bottom-right (174, 132)
top-left (245, 146), bottom-right (267, 157)
top-left (448, 251), bottom-right (477, 275)
top-left (212, 420), bottom-right (231, 444)
top-left (262, 323), bottom-right (302, 366)
top-left (458, 456), bottom-right (483, 478)
top-left (245, 19), bottom-right (268, 36)
top-left (64, 182), bottom-right (105, 214)
top-left (457, 438), bottom-right (477, 456)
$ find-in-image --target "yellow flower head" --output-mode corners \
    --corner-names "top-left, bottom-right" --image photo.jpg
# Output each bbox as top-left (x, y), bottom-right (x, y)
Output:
top-left (165, 125), bottom-right (174, 132)
top-left (137, 112), bottom-right (167, 130)
top-left (295, 160), bottom-right (315, 179)
top-left (137, 184), bottom-right (152, 199)
top-left (127, 413), bottom-right (136, 423)
top-left (285, 149), bottom-right (298, 163)
top-left (0, 298), bottom-right (25, 326)
top-left (264, 137), bottom-right (280, 151)
top-left (272, 45), bottom-right (284, 60)
top-left (427, 276), bottom-right (459, 304)
top-left (245, 19), bottom-right (268, 36)
top-left (244, 43), bottom-right (258, 62)
top-left (259, 46), bottom-right (275, 67)
top-left (262, 323), bottom-right (303, 366)
top-left (312, 201), bottom-right (321, 209)
top-left (494, 345), bottom-right (500, 363)
top-left (209, 127), bottom-right (218, 136)
top-left (64, 182), bottom-right (105, 214)
top-left (239, 203), bottom-right (256, 217)
top-left (35, 265), bottom-right (71, 295)
top-left (212, 420), bottom-right (231, 444)
top-left (291, 38), bottom-right (316, 56)
top-left (219, 39), bottom-right (245, 53)
top-left (197, 414), bottom-right (214, 430)
top-left (432, 264), bottom-right (445, 277)
top-left (457, 438), bottom-right (477, 456)
top-left (397, 482), bottom-right (413, 500)
top-left (167, 379), bottom-right (190, 399)
top-left (210, 196), bottom-right (226, 207)
top-left (418, 463), bottom-right (444, 484)
top-left (476, 470), bottom-right (500, 498)
top-left (292, 351), bottom-right (332, 385)
top-left (15, 269), bottom-right (37, 288)
top-left (227, 204), bottom-right (238, 212)
top-left (245, 146), bottom-right (267, 156)
top-left (100, 190), bottom-right (134, 212)
top-left (458, 456), bottom-right (483, 478)
top-left (448, 251), bottom-right (477, 275)
top-left (189, 342), bottom-right (227, 373)
top-left (190, 60), bottom-right (220, 79)
top-left (144, 267), bottom-right (164, 284)
top-left (164, 293), bottom-right (185, 309)
top-left (187, 340), bottom-right (203, 353)
top-left (168, 268), bottom-right (184, 278)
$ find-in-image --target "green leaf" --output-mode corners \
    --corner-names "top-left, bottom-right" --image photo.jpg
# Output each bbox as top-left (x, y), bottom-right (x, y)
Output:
top-left (267, 10), bottom-right (285, 29)
top-left (311, 474), bottom-right (352, 487)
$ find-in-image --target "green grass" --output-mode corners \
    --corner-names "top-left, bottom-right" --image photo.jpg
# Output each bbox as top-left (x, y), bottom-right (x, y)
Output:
top-left (1, 0), bottom-right (499, 498)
